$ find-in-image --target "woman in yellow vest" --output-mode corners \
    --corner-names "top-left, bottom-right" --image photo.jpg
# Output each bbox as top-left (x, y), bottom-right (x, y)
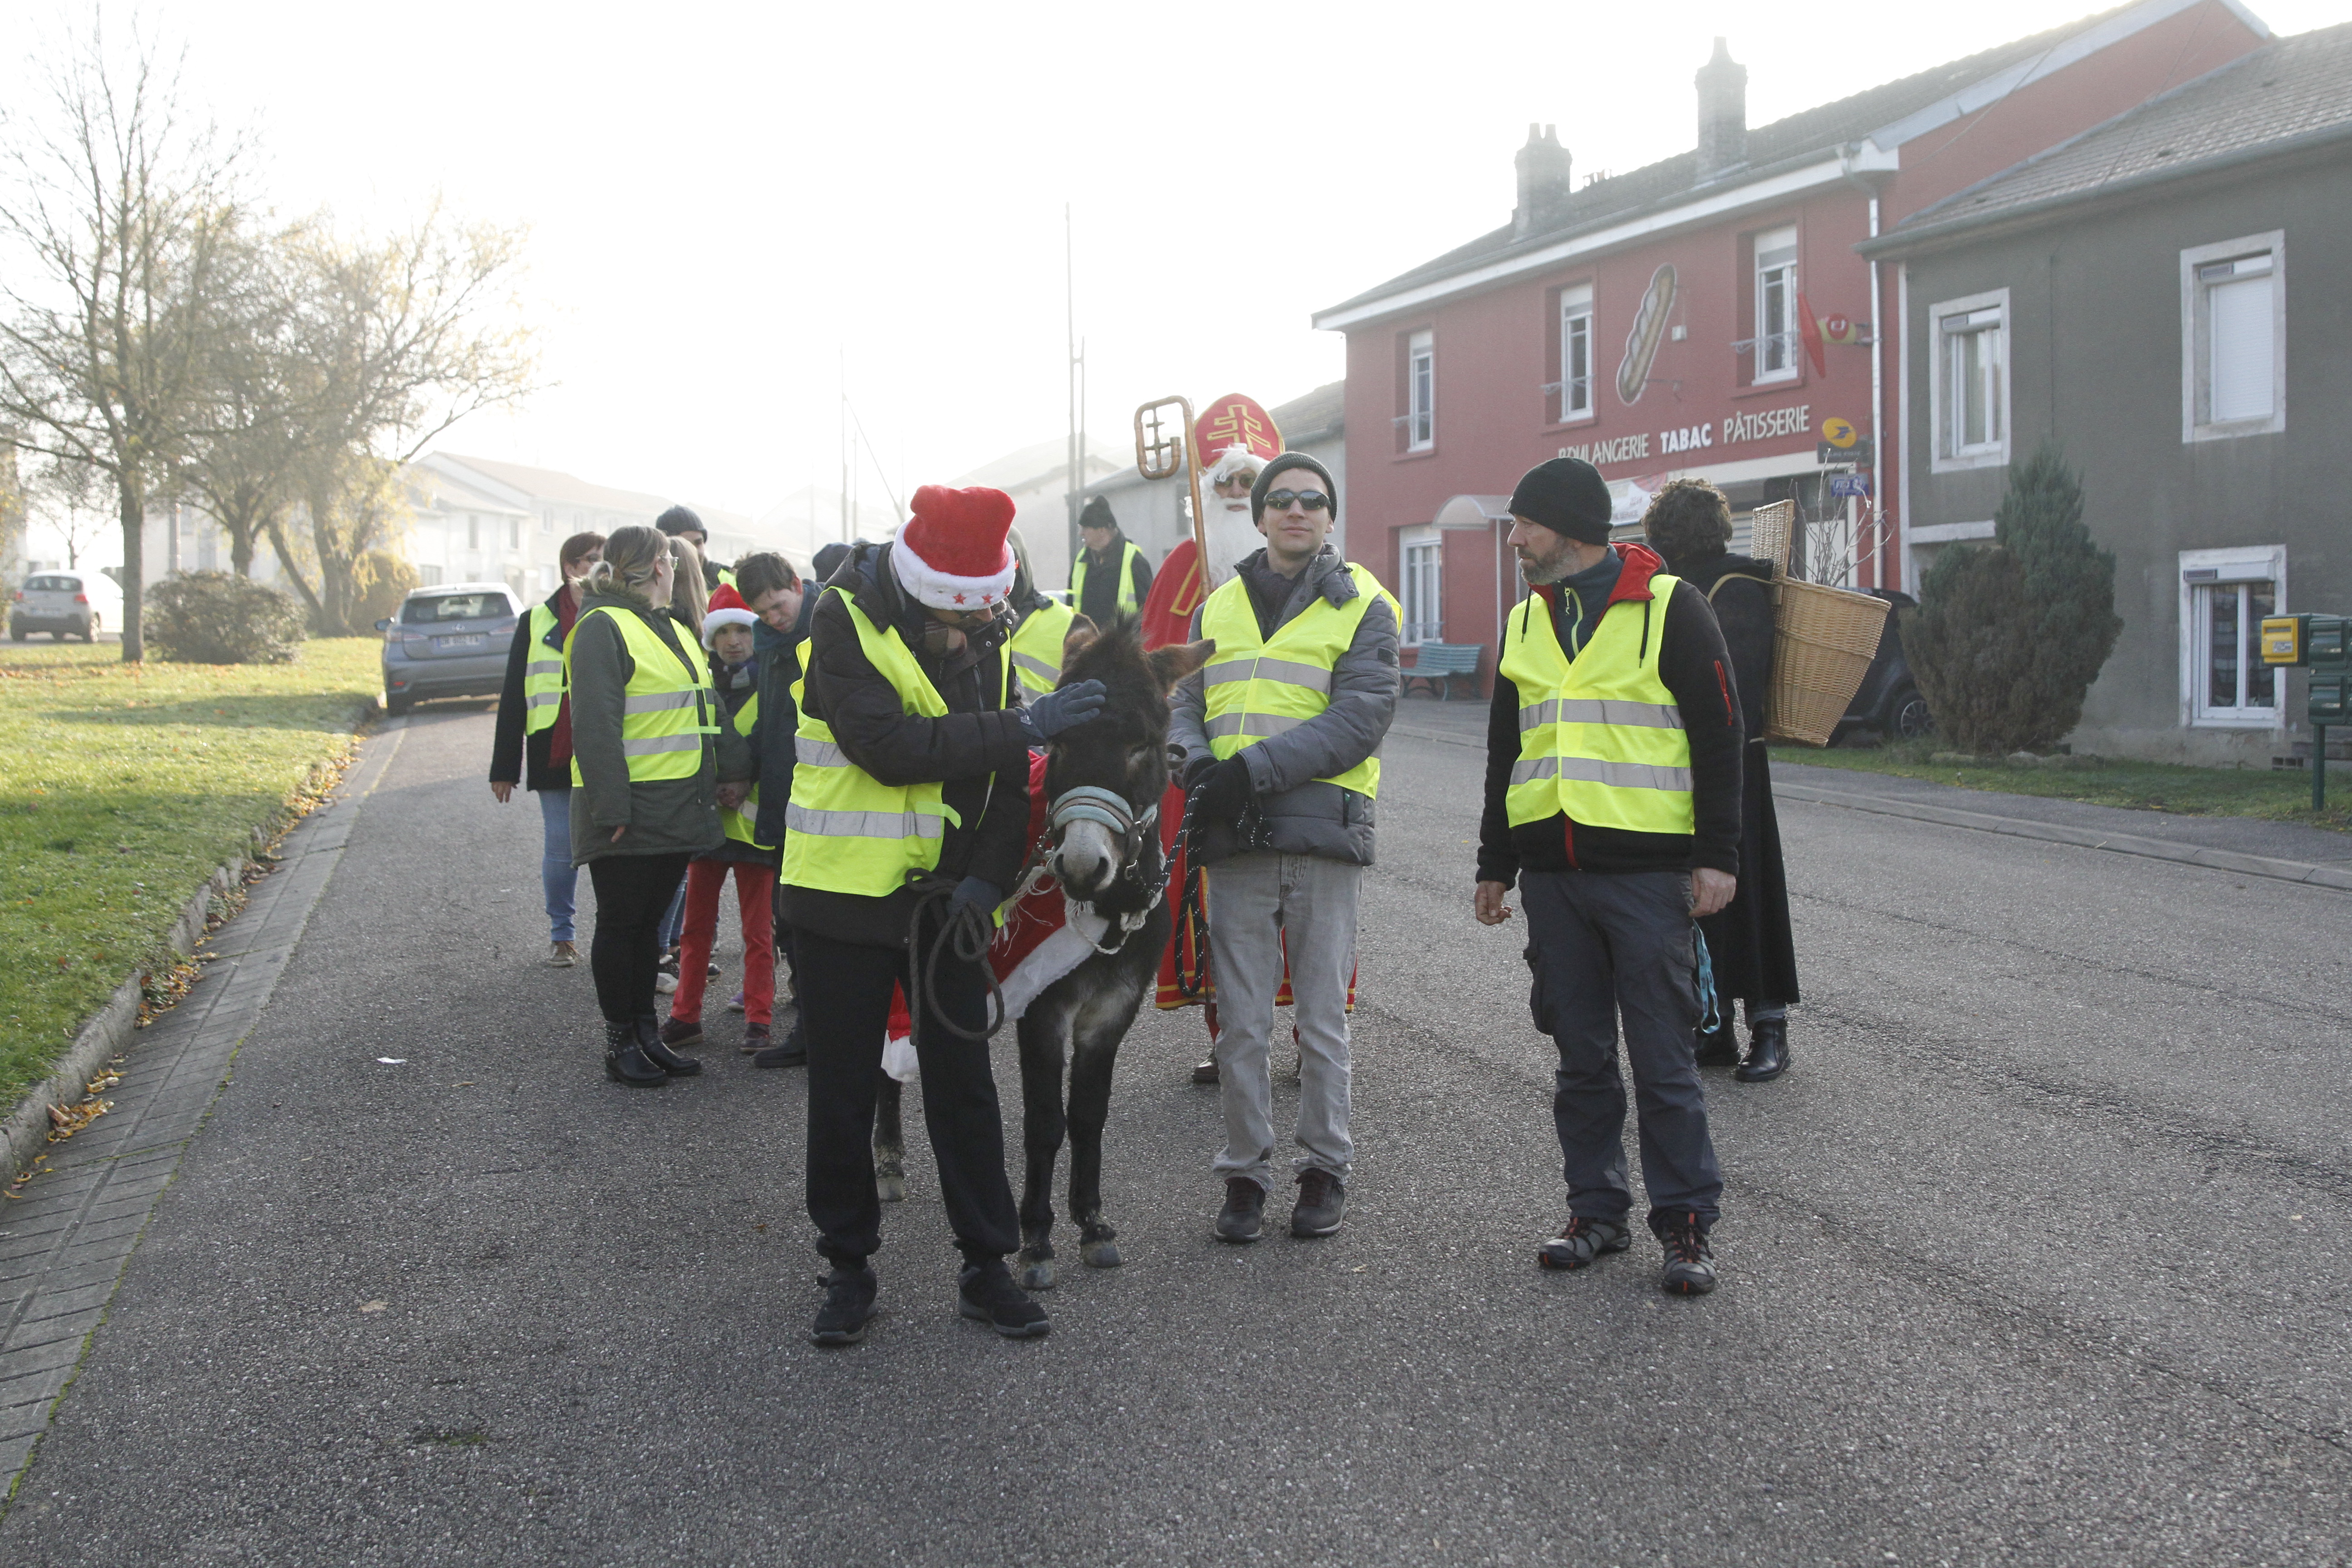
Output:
top-left (490, 529), bottom-right (605, 967)
top-left (566, 525), bottom-right (753, 1087)
top-left (782, 484), bottom-right (1107, 1348)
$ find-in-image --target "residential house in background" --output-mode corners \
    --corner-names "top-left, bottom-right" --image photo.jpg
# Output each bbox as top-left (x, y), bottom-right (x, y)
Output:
top-left (1310, 0), bottom-right (2267, 695)
top-left (1083, 381), bottom-right (1348, 571)
top-left (1865, 20), bottom-right (2352, 762)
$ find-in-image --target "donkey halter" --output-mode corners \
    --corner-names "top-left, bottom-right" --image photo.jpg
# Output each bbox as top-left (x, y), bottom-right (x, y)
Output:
top-left (1032, 784), bottom-right (1166, 955)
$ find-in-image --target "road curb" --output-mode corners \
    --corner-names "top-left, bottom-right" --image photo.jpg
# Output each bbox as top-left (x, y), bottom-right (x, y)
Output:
top-left (1774, 780), bottom-right (2352, 893)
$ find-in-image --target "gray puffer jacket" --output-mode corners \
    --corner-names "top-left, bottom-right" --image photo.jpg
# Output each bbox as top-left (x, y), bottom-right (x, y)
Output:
top-left (1169, 544), bottom-right (1401, 867)
top-left (566, 591), bottom-right (752, 866)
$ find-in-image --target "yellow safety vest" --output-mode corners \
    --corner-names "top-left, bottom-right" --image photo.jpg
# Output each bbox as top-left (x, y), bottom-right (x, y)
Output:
top-left (780, 589), bottom-right (1011, 899)
top-left (1198, 563), bottom-right (1397, 800)
top-left (1498, 575), bottom-right (1694, 835)
top-left (1007, 599), bottom-right (1077, 696)
top-left (1071, 540), bottom-right (1144, 616)
top-left (563, 604), bottom-right (718, 785)
top-left (522, 602), bottom-right (565, 735)
top-left (718, 692), bottom-right (771, 849)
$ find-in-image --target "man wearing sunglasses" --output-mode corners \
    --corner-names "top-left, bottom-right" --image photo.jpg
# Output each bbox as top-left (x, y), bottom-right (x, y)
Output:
top-left (1169, 451), bottom-right (1400, 1244)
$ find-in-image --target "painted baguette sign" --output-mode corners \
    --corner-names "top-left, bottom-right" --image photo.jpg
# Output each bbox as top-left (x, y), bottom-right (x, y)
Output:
top-left (1616, 264), bottom-right (1676, 405)
top-left (1560, 403), bottom-right (1813, 468)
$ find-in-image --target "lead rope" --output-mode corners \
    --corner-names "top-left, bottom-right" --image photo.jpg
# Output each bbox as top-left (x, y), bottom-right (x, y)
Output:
top-left (901, 871), bottom-right (1009, 1050)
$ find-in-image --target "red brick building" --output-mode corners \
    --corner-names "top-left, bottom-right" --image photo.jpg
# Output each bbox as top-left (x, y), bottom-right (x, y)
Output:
top-left (1313, 0), bottom-right (2268, 691)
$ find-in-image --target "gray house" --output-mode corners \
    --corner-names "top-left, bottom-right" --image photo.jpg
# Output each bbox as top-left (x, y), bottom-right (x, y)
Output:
top-left (1866, 21), bottom-right (2352, 764)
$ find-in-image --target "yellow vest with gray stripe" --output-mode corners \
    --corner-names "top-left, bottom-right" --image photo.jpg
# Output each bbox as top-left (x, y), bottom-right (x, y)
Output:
top-left (780, 590), bottom-right (1011, 897)
top-left (719, 693), bottom-right (769, 848)
top-left (1007, 599), bottom-right (1077, 696)
top-left (522, 603), bottom-right (566, 735)
top-left (1198, 563), bottom-right (1396, 799)
top-left (1071, 540), bottom-right (1144, 615)
top-left (1498, 576), bottom-right (1694, 835)
top-left (563, 605), bottom-right (718, 785)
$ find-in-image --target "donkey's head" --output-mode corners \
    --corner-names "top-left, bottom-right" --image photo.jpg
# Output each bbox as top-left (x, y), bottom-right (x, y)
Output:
top-left (1041, 614), bottom-right (1214, 899)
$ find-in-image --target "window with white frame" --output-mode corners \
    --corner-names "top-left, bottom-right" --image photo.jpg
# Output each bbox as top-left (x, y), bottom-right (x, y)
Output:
top-left (2179, 546), bottom-right (2285, 727)
top-left (1753, 226), bottom-right (1798, 383)
top-left (2182, 232), bottom-right (2285, 441)
top-left (419, 564), bottom-right (444, 587)
top-left (1400, 526), bottom-right (1442, 644)
top-left (1406, 330), bottom-right (1435, 451)
top-left (1929, 289), bottom-right (2009, 470)
top-left (1559, 285), bottom-right (1594, 421)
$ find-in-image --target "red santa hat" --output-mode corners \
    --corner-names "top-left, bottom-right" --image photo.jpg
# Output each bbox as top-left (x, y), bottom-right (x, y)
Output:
top-left (701, 581), bottom-right (760, 647)
top-left (890, 484), bottom-right (1017, 610)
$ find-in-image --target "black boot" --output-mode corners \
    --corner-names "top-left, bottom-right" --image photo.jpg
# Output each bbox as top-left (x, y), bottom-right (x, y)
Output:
top-left (636, 1014), bottom-right (703, 1077)
top-left (1736, 1017), bottom-right (1788, 1082)
top-left (1694, 1013), bottom-right (1740, 1066)
top-left (603, 1019), bottom-right (667, 1087)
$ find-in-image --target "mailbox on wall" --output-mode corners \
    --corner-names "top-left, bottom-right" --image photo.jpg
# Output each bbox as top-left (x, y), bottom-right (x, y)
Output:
top-left (2260, 613), bottom-right (2352, 805)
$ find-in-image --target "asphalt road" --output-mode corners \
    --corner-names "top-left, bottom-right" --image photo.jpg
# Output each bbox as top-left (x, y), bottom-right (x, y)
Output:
top-left (3, 699), bottom-right (2348, 1566)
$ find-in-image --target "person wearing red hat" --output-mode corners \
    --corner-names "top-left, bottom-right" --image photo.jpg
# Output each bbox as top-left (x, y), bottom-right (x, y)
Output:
top-left (781, 484), bottom-right (1108, 1347)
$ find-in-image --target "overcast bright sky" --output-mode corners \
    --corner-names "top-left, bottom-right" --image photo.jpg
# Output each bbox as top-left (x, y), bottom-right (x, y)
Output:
top-left (13, 0), bottom-right (2350, 553)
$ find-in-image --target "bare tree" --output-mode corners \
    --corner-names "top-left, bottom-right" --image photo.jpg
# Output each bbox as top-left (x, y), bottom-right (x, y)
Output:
top-left (172, 220), bottom-right (310, 577)
top-left (26, 451), bottom-right (112, 569)
top-left (0, 21), bottom-right (244, 660)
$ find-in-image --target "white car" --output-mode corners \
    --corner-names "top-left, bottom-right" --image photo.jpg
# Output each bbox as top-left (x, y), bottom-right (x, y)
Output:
top-left (10, 572), bottom-right (107, 642)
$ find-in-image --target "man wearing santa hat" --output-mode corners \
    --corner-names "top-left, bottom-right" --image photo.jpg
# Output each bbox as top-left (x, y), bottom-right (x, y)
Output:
top-left (781, 484), bottom-right (1109, 1348)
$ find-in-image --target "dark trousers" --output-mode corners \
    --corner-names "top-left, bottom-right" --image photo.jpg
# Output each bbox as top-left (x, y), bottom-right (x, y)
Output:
top-left (1520, 868), bottom-right (1722, 1230)
top-left (800, 924), bottom-right (1020, 1266)
top-left (586, 852), bottom-right (692, 1024)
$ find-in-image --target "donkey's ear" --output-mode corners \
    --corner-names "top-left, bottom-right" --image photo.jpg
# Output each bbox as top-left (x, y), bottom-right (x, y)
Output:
top-left (1062, 616), bottom-right (1100, 663)
top-left (1147, 637), bottom-right (1216, 692)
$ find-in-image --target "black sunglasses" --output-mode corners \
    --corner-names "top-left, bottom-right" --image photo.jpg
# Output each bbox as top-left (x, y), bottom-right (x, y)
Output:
top-left (1262, 489), bottom-right (1330, 513)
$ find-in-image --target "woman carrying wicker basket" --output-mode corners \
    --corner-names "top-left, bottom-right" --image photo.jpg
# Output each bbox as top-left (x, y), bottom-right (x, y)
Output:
top-left (1643, 480), bottom-right (1798, 1083)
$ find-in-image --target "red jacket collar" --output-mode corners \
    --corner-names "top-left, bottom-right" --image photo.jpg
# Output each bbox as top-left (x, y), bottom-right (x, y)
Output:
top-left (1533, 541), bottom-right (1666, 614)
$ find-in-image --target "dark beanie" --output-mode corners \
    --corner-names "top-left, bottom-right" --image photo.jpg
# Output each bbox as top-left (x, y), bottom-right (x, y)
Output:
top-left (1249, 452), bottom-right (1338, 525)
top-left (812, 542), bottom-right (852, 583)
top-left (1508, 458), bottom-right (1614, 544)
top-left (1078, 494), bottom-right (1117, 534)
top-left (655, 504), bottom-right (705, 538)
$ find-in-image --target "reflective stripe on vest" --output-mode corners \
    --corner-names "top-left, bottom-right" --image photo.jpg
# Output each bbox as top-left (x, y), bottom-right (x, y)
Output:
top-left (1197, 562), bottom-right (1397, 800)
top-left (718, 692), bottom-right (772, 849)
top-left (779, 589), bottom-right (1010, 901)
top-left (1007, 600), bottom-right (1076, 696)
top-left (522, 603), bottom-right (565, 734)
top-left (1071, 539), bottom-right (1143, 615)
top-left (563, 604), bottom-right (718, 786)
top-left (1497, 575), bottom-right (1694, 835)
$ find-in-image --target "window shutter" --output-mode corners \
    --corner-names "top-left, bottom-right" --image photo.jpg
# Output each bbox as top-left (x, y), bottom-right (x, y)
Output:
top-left (2209, 274), bottom-right (2274, 422)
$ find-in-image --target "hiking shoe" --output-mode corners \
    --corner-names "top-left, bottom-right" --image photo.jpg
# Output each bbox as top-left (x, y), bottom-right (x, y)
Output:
top-left (1537, 1215), bottom-right (1631, 1271)
top-left (548, 940), bottom-right (579, 967)
top-left (658, 1016), bottom-right (705, 1050)
top-left (741, 1022), bottom-right (770, 1054)
top-left (1290, 1169), bottom-right (1346, 1238)
top-left (726, 990), bottom-right (746, 1014)
top-left (752, 1021), bottom-right (807, 1068)
top-left (958, 1259), bottom-right (1049, 1339)
top-left (1656, 1212), bottom-right (1718, 1296)
top-left (809, 1263), bottom-right (877, 1347)
top-left (1214, 1177), bottom-right (1265, 1244)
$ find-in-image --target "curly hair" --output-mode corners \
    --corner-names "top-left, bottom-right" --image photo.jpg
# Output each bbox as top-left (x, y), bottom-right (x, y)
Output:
top-left (1641, 479), bottom-right (1733, 569)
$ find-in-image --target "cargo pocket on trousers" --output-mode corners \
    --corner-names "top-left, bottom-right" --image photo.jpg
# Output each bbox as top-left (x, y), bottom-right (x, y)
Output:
top-left (1523, 940), bottom-right (1551, 1036)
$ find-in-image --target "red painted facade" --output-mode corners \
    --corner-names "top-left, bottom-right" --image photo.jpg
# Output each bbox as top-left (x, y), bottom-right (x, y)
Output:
top-left (1328, 1), bottom-right (2264, 693)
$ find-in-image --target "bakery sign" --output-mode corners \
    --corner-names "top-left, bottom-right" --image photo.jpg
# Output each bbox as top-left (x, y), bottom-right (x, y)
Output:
top-left (1559, 403), bottom-right (1813, 469)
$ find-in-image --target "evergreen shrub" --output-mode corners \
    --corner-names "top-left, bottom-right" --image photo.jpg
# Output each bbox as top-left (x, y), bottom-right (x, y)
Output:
top-left (144, 571), bottom-right (308, 665)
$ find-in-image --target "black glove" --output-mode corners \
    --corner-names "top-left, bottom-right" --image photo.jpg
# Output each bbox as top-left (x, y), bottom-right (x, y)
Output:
top-left (1181, 752), bottom-right (1216, 792)
top-left (949, 876), bottom-right (1003, 920)
top-left (1019, 679), bottom-right (1107, 741)
top-left (1190, 755), bottom-right (1254, 826)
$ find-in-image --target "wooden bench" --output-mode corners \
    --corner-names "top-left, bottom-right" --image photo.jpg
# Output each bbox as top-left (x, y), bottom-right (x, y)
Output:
top-left (1402, 641), bottom-right (1482, 701)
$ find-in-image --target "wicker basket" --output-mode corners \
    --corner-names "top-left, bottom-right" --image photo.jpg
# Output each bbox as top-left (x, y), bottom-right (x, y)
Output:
top-left (1747, 499), bottom-right (1795, 577)
top-left (1767, 578), bottom-right (1891, 746)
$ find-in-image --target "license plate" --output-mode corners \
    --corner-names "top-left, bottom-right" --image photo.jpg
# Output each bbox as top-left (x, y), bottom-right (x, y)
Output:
top-left (435, 633), bottom-right (485, 650)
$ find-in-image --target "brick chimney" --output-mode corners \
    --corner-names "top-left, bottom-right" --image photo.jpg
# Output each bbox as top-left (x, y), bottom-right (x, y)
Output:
top-left (1695, 37), bottom-right (1748, 183)
top-left (1512, 124), bottom-right (1574, 240)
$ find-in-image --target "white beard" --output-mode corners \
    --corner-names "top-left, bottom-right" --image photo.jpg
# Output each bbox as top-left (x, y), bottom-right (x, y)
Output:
top-left (1199, 495), bottom-right (1259, 591)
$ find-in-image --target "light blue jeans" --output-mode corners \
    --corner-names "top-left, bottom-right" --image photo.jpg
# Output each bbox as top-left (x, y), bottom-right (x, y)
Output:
top-left (538, 786), bottom-right (578, 943)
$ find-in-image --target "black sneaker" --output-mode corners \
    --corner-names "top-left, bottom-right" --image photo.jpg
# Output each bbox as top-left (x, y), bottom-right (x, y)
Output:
top-left (957, 1259), bottom-right (1050, 1339)
top-left (1191, 1057), bottom-right (1218, 1085)
top-left (1656, 1212), bottom-right (1718, 1296)
top-left (1537, 1215), bottom-right (1631, 1271)
top-left (752, 1021), bottom-right (807, 1068)
top-left (809, 1263), bottom-right (877, 1347)
top-left (1694, 1015), bottom-right (1740, 1066)
top-left (1214, 1177), bottom-right (1264, 1244)
top-left (1290, 1168), bottom-right (1346, 1238)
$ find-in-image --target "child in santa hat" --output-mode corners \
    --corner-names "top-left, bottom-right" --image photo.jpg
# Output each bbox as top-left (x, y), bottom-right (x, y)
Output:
top-left (659, 582), bottom-right (782, 1054)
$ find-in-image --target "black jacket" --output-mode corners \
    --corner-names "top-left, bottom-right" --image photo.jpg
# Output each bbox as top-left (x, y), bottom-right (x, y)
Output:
top-left (489, 585), bottom-right (573, 793)
top-left (1477, 544), bottom-right (1744, 882)
top-left (776, 541), bottom-right (1035, 949)
top-left (748, 617), bottom-right (802, 852)
top-left (1074, 532), bottom-right (1153, 626)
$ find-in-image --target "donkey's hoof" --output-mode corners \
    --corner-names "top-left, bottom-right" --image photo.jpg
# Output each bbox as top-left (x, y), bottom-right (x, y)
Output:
top-left (1019, 1256), bottom-right (1057, 1291)
top-left (875, 1164), bottom-right (906, 1204)
top-left (1080, 1237), bottom-right (1123, 1269)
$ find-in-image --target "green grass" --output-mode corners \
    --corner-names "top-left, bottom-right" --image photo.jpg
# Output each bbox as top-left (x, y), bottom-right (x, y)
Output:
top-left (1771, 738), bottom-right (2352, 833)
top-left (0, 637), bottom-right (381, 1103)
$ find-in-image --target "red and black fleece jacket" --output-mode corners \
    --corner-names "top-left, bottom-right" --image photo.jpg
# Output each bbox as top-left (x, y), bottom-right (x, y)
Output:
top-left (1476, 544), bottom-right (1745, 883)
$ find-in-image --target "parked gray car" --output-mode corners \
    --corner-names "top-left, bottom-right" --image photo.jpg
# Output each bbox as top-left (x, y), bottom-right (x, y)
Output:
top-left (378, 583), bottom-right (520, 715)
top-left (10, 572), bottom-right (102, 641)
